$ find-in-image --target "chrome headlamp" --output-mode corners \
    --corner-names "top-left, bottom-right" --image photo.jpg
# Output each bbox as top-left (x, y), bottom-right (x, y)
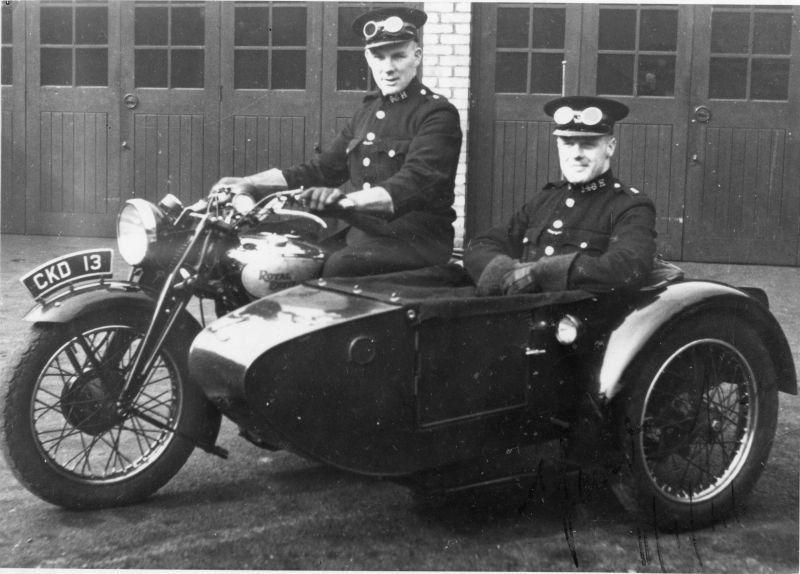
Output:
top-left (116, 199), bottom-right (165, 265)
top-left (231, 192), bottom-right (257, 215)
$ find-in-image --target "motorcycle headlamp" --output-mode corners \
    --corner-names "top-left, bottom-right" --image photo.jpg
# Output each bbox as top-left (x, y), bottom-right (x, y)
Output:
top-left (232, 192), bottom-right (257, 215)
top-left (116, 199), bottom-right (164, 266)
top-left (556, 314), bottom-right (583, 345)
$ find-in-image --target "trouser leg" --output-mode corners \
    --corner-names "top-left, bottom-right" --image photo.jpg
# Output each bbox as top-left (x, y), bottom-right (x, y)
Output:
top-left (321, 236), bottom-right (429, 278)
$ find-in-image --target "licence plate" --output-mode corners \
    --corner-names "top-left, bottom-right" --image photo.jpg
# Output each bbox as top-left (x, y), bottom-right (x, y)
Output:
top-left (20, 248), bottom-right (114, 300)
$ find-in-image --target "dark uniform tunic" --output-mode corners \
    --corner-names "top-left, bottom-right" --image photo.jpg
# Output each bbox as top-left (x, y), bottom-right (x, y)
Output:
top-left (464, 170), bottom-right (657, 293)
top-left (281, 77), bottom-right (462, 272)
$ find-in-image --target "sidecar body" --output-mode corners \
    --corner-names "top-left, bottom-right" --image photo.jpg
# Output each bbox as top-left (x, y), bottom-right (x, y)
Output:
top-left (189, 264), bottom-right (797, 483)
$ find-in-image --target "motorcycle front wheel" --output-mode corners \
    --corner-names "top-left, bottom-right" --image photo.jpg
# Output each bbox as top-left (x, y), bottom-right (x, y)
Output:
top-left (611, 311), bottom-right (779, 531)
top-left (0, 307), bottom-right (221, 509)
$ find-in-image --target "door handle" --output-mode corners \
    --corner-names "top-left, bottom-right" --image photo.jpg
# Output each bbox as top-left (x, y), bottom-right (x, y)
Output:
top-left (123, 94), bottom-right (139, 110)
top-left (693, 106), bottom-right (712, 124)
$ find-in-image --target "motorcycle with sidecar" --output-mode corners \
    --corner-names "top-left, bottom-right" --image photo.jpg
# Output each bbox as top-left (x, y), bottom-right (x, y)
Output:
top-left (1, 187), bottom-right (795, 531)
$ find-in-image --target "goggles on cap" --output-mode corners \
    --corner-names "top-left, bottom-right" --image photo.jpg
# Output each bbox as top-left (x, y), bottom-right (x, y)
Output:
top-left (553, 106), bottom-right (604, 127)
top-left (363, 16), bottom-right (406, 41)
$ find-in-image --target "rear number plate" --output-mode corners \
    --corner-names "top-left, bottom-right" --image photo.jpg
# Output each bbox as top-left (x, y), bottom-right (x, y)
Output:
top-left (21, 248), bottom-right (114, 300)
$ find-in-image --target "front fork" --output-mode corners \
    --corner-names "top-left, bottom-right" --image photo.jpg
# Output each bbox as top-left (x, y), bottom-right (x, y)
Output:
top-left (114, 216), bottom-right (229, 458)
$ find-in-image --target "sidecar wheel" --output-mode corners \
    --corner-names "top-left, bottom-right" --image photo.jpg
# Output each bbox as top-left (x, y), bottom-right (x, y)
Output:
top-left (0, 308), bottom-right (221, 509)
top-left (611, 312), bottom-right (778, 531)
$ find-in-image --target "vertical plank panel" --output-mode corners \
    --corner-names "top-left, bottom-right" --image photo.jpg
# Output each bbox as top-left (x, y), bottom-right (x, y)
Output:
top-left (500, 122), bottom-right (515, 220)
top-left (293, 117), bottom-right (305, 164)
top-left (268, 117), bottom-right (281, 172)
top-left (52, 112), bottom-right (64, 213)
top-left (524, 122), bottom-right (539, 204)
top-left (96, 113), bottom-right (109, 213)
top-left (73, 113), bottom-right (85, 215)
top-left (512, 122), bottom-right (528, 214)
top-left (257, 116), bottom-right (269, 171)
top-left (233, 116), bottom-right (245, 176)
top-left (158, 115), bottom-right (170, 199)
top-left (40, 112), bottom-right (53, 212)
top-left (63, 113), bottom-right (75, 213)
top-left (178, 115), bottom-right (192, 198)
top-left (734, 128), bottom-right (749, 237)
top-left (245, 116), bottom-right (258, 174)
top-left (491, 122), bottom-right (504, 226)
top-left (84, 114), bottom-right (97, 213)
top-left (192, 114), bottom-right (204, 201)
top-left (133, 115), bottom-right (145, 199)
top-left (167, 115), bottom-right (180, 196)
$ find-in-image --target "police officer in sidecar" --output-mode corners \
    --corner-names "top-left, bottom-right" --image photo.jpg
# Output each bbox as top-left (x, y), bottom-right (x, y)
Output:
top-left (212, 7), bottom-right (462, 278)
top-left (464, 96), bottom-right (662, 296)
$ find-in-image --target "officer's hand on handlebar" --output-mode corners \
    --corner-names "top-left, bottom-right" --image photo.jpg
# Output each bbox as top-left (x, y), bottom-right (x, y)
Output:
top-left (210, 176), bottom-right (256, 198)
top-left (296, 187), bottom-right (353, 212)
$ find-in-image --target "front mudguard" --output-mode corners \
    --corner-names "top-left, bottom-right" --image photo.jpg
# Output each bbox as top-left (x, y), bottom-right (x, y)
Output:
top-left (597, 280), bottom-right (797, 401)
top-left (22, 280), bottom-right (203, 341)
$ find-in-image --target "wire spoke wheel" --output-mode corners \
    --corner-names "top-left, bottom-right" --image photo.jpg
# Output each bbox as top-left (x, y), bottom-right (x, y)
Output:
top-left (612, 312), bottom-right (779, 530)
top-left (2, 308), bottom-right (221, 509)
top-left (33, 325), bottom-right (181, 483)
top-left (639, 339), bottom-right (756, 504)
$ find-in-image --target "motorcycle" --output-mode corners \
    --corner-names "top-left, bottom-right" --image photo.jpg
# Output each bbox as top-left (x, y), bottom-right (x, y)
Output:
top-left (1, 187), bottom-right (796, 531)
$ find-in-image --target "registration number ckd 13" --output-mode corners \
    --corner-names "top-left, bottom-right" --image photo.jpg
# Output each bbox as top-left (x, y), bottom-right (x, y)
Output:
top-left (20, 248), bottom-right (114, 300)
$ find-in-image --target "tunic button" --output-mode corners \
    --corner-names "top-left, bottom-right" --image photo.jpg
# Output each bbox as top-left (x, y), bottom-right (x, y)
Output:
top-left (363, 182), bottom-right (371, 190)
top-left (376, 110), bottom-right (386, 119)
top-left (553, 219), bottom-right (563, 229)
top-left (362, 157), bottom-right (371, 167)
top-left (544, 246), bottom-right (555, 256)
top-left (580, 242), bottom-right (588, 249)
top-left (420, 89), bottom-right (427, 95)
top-left (566, 198), bottom-right (575, 207)
top-left (366, 132), bottom-right (375, 141)
top-left (388, 149), bottom-right (396, 158)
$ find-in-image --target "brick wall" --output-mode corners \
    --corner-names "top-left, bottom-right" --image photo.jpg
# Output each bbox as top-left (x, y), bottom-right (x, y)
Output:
top-left (422, 2), bottom-right (472, 249)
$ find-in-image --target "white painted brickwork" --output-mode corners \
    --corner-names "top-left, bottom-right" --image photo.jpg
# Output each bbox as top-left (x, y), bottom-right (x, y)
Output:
top-left (423, 1), bottom-right (471, 249)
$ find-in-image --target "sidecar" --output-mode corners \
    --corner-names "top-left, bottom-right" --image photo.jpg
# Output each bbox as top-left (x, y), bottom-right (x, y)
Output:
top-left (189, 264), bottom-right (796, 529)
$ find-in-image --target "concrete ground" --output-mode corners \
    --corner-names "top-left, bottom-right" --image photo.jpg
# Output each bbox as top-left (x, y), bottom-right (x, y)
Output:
top-left (0, 233), bottom-right (797, 572)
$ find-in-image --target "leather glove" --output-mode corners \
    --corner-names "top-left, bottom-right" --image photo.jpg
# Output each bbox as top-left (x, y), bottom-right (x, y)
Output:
top-left (475, 255), bottom-right (516, 296)
top-left (210, 176), bottom-right (255, 198)
top-left (502, 261), bottom-right (541, 295)
top-left (296, 187), bottom-right (346, 212)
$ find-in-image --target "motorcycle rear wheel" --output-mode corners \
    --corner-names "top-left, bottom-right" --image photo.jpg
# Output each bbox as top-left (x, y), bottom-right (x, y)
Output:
top-left (1, 307), bottom-right (221, 509)
top-left (611, 312), bottom-right (778, 530)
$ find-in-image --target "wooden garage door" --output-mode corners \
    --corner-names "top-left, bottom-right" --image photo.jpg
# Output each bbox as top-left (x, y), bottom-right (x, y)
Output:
top-left (24, 0), bottom-right (123, 236)
top-left (1, 1), bottom-right (25, 234)
top-left (682, 5), bottom-right (800, 265)
top-left (469, 3), bottom-right (800, 265)
top-left (469, 3), bottom-right (691, 260)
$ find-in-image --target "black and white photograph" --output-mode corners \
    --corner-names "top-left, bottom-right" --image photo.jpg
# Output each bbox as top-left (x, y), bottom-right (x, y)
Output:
top-left (0, 1), bottom-right (798, 571)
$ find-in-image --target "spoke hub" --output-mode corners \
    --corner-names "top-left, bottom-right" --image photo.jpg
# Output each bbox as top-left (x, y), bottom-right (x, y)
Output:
top-left (62, 370), bottom-right (126, 435)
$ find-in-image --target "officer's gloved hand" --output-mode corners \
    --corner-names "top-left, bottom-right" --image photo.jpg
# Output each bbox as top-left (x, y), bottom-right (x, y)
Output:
top-left (502, 261), bottom-right (541, 295)
top-left (475, 255), bottom-right (516, 296)
top-left (296, 187), bottom-right (346, 212)
top-left (210, 176), bottom-right (255, 198)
